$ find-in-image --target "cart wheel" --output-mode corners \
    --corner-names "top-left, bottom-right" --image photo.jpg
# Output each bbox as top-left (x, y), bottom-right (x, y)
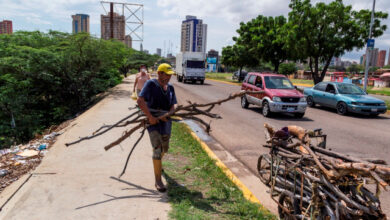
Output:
top-left (257, 154), bottom-right (271, 186)
top-left (278, 191), bottom-right (301, 220)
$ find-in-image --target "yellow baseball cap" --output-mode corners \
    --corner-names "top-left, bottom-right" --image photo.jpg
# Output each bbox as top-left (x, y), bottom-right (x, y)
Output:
top-left (157, 63), bottom-right (175, 75)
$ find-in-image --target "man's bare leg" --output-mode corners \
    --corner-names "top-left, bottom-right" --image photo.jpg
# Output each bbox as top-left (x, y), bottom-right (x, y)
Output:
top-left (153, 159), bottom-right (166, 192)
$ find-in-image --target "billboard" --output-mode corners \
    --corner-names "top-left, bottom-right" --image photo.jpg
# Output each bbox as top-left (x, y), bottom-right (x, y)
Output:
top-left (207, 57), bottom-right (217, 64)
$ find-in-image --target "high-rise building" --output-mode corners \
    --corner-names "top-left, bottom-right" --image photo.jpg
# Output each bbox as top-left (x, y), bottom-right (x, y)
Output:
top-left (360, 55), bottom-right (365, 65)
top-left (72, 14), bottom-right (89, 33)
top-left (368, 48), bottom-right (379, 67)
top-left (124, 35), bottom-right (132, 48)
top-left (180, 15), bottom-right (207, 53)
top-left (330, 57), bottom-right (340, 66)
top-left (376, 50), bottom-right (386, 67)
top-left (101, 12), bottom-right (125, 42)
top-left (0, 20), bottom-right (13, 34)
top-left (388, 48), bottom-right (390, 66)
top-left (156, 48), bottom-right (162, 56)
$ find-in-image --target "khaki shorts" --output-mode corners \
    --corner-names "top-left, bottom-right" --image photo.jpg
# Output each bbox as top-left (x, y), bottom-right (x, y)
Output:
top-left (149, 130), bottom-right (170, 160)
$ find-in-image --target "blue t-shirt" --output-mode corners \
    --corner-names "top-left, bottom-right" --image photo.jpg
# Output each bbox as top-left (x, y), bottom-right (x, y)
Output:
top-left (139, 79), bottom-right (177, 135)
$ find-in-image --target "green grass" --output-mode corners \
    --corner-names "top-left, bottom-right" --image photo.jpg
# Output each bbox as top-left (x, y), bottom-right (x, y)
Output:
top-left (164, 122), bottom-right (275, 220)
top-left (290, 79), bottom-right (314, 85)
top-left (366, 87), bottom-right (390, 96)
top-left (205, 72), bottom-right (240, 84)
top-left (385, 100), bottom-right (390, 109)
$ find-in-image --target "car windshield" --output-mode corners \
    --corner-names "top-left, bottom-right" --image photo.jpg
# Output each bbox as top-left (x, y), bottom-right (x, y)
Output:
top-left (264, 76), bottom-right (294, 89)
top-left (186, 60), bottom-right (204, 68)
top-left (336, 84), bottom-right (365, 95)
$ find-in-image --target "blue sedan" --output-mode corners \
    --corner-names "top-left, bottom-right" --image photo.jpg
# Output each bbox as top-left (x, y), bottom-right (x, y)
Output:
top-left (304, 82), bottom-right (387, 116)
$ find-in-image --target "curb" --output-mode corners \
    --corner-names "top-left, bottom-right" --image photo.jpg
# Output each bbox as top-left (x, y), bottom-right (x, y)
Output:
top-left (293, 83), bottom-right (313, 87)
top-left (206, 78), bottom-right (241, 86)
top-left (183, 123), bottom-right (264, 206)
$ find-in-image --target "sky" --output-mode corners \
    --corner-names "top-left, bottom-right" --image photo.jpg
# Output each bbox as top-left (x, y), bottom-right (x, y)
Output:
top-left (1, 0), bottom-right (390, 63)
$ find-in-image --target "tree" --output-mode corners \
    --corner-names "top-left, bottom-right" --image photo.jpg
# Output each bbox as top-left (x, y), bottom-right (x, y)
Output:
top-left (0, 31), bottom-right (158, 148)
top-left (221, 44), bottom-right (257, 73)
top-left (286, 0), bottom-right (388, 84)
top-left (347, 64), bottom-right (364, 74)
top-left (279, 63), bottom-right (297, 75)
top-left (234, 15), bottom-right (290, 72)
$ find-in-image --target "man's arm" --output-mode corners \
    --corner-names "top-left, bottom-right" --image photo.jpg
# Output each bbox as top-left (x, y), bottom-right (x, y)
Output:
top-left (133, 74), bottom-right (139, 92)
top-left (137, 97), bottom-right (158, 125)
top-left (158, 104), bottom-right (176, 122)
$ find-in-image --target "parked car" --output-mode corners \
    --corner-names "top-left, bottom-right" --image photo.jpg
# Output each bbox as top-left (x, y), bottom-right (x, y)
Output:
top-left (232, 70), bottom-right (248, 82)
top-left (304, 82), bottom-right (387, 116)
top-left (241, 72), bottom-right (307, 118)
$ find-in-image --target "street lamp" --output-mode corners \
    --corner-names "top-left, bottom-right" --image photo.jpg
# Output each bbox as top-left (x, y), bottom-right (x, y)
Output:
top-left (363, 0), bottom-right (376, 92)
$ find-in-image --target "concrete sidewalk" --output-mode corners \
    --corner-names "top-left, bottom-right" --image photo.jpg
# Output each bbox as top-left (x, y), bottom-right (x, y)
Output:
top-left (0, 76), bottom-right (170, 219)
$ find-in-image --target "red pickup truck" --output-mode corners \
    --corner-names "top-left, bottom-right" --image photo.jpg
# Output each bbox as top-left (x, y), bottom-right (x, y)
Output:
top-left (241, 72), bottom-right (307, 118)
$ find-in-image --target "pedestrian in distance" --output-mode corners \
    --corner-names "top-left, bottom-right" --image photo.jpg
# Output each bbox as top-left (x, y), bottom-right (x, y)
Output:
top-left (133, 64), bottom-right (151, 97)
top-left (137, 63), bottom-right (177, 192)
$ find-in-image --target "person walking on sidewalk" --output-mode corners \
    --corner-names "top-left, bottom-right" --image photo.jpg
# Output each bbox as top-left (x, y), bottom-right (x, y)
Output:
top-left (133, 64), bottom-right (150, 95)
top-left (137, 63), bottom-right (177, 192)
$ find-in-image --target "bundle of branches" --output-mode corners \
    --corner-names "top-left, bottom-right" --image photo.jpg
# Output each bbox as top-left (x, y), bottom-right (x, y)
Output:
top-left (65, 90), bottom-right (262, 177)
top-left (259, 123), bottom-right (389, 219)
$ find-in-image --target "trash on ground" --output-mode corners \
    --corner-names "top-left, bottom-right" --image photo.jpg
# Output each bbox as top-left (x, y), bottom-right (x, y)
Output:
top-left (17, 150), bottom-right (39, 158)
top-left (0, 128), bottom-right (63, 193)
top-left (0, 169), bottom-right (9, 177)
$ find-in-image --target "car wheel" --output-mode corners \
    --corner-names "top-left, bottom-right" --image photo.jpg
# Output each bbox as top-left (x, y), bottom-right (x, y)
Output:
top-left (262, 101), bottom-right (272, 117)
top-left (294, 113), bottom-right (305, 118)
top-left (307, 96), bottom-right (315, 107)
top-left (336, 102), bottom-right (348, 115)
top-left (200, 80), bottom-right (204, 85)
top-left (241, 96), bottom-right (249, 109)
top-left (183, 76), bottom-right (186, 83)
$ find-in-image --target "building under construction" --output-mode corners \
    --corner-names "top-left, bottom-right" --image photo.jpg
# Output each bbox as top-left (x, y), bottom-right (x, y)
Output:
top-left (101, 12), bottom-right (125, 42)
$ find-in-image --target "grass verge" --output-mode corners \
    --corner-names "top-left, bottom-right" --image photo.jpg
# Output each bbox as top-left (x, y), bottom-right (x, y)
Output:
top-left (366, 87), bottom-right (390, 96)
top-left (164, 122), bottom-right (275, 220)
top-left (205, 72), bottom-right (240, 84)
top-left (290, 79), bottom-right (314, 86)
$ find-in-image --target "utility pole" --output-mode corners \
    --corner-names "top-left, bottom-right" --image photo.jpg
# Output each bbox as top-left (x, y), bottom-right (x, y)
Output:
top-left (363, 0), bottom-right (376, 92)
top-left (110, 2), bottom-right (114, 39)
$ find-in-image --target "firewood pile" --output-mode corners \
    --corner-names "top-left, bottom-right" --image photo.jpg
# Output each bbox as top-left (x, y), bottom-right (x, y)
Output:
top-left (258, 123), bottom-right (390, 219)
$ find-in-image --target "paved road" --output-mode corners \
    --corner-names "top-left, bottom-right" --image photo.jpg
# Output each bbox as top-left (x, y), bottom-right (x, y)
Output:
top-left (172, 77), bottom-right (390, 216)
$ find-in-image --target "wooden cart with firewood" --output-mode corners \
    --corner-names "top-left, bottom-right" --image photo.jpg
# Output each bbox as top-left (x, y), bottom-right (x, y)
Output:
top-left (257, 123), bottom-right (389, 220)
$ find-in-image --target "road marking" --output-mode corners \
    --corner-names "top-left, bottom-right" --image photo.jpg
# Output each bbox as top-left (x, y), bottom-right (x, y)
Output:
top-left (182, 123), bottom-right (267, 209)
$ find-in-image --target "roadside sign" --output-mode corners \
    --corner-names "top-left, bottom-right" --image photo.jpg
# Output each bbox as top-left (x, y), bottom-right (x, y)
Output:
top-left (367, 39), bottom-right (375, 48)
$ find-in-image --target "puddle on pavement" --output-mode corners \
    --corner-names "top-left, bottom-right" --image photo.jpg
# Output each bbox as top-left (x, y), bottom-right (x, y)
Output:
top-left (182, 120), bottom-right (213, 142)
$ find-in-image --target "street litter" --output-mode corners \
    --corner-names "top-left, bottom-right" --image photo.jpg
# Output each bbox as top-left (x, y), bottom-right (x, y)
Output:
top-left (0, 169), bottom-right (9, 177)
top-left (38, 144), bottom-right (47, 151)
top-left (0, 129), bottom-right (61, 193)
top-left (17, 150), bottom-right (39, 158)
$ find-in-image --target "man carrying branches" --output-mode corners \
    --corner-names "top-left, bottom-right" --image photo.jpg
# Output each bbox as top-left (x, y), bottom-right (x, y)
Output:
top-left (137, 63), bottom-right (177, 192)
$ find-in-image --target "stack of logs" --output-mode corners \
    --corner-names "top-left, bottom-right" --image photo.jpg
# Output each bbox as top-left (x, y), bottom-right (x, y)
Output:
top-left (260, 123), bottom-right (390, 220)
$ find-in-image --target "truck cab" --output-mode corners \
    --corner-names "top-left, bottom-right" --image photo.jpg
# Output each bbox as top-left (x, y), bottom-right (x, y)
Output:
top-left (176, 52), bottom-right (206, 84)
top-left (240, 72), bottom-right (307, 118)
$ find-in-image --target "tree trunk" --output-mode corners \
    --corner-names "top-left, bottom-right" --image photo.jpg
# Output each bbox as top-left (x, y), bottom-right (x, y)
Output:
top-left (309, 57), bottom-right (321, 85)
top-left (274, 61), bottom-right (280, 73)
top-left (320, 55), bottom-right (333, 82)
